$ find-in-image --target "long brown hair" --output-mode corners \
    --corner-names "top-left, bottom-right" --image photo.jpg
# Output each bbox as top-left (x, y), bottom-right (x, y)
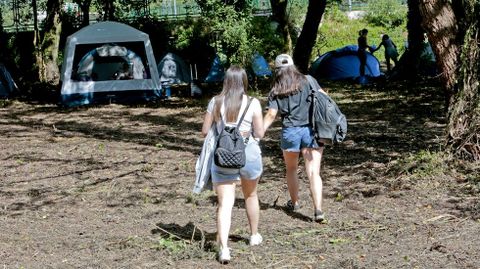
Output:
top-left (270, 65), bottom-right (306, 97)
top-left (213, 65), bottom-right (248, 123)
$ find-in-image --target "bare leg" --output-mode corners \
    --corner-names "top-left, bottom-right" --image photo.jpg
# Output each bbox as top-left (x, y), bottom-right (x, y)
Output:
top-left (301, 147), bottom-right (324, 212)
top-left (215, 182), bottom-right (236, 250)
top-left (282, 151), bottom-right (300, 204)
top-left (240, 178), bottom-right (260, 235)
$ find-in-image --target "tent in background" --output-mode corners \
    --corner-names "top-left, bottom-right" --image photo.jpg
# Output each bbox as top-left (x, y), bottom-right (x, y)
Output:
top-left (60, 21), bottom-right (161, 107)
top-left (157, 53), bottom-right (191, 85)
top-left (310, 45), bottom-right (381, 81)
top-left (251, 53), bottom-right (272, 77)
top-left (204, 55), bottom-right (224, 83)
top-left (0, 64), bottom-right (18, 98)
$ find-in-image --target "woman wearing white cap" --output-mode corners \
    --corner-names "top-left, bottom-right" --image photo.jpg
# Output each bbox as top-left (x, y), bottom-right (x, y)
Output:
top-left (263, 54), bottom-right (325, 222)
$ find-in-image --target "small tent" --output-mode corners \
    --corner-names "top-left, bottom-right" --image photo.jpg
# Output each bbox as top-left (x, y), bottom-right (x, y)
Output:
top-left (60, 21), bottom-right (161, 107)
top-left (157, 53), bottom-right (191, 85)
top-left (0, 64), bottom-right (18, 98)
top-left (205, 53), bottom-right (272, 83)
top-left (204, 55), bottom-right (225, 83)
top-left (251, 53), bottom-right (272, 77)
top-left (310, 45), bottom-right (381, 81)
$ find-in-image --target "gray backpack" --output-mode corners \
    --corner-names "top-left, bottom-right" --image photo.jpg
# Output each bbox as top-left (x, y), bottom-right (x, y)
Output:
top-left (306, 75), bottom-right (347, 145)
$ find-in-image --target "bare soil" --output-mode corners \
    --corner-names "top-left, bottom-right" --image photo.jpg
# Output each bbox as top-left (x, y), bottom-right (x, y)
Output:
top-left (1, 80), bottom-right (479, 268)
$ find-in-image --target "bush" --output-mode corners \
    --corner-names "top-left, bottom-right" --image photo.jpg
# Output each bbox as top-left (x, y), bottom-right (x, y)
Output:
top-left (365, 0), bottom-right (407, 28)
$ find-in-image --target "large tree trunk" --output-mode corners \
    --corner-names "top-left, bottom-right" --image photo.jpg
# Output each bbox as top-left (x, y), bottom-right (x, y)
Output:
top-left (418, 0), bottom-right (480, 161)
top-left (36, 0), bottom-right (63, 84)
top-left (392, 0), bottom-right (425, 80)
top-left (270, 0), bottom-right (292, 53)
top-left (418, 0), bottom-right (460, 104)
top-left (292, 0), bottom-right (326, 73)
top-left (444, 1), bottom-right (480, 161)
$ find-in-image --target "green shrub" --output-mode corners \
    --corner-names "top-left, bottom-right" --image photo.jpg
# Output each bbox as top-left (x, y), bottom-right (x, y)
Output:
top-left (365, 0), bottom-right (407, 28)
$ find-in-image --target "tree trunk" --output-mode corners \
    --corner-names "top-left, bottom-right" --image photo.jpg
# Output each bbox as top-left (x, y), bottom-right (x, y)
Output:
top-left (32, 0), bottom-right (40, 47)
top-left (76, 0), bottom-right (92, 27)
top-left (99, 0), bottom-right (116, 21)
top-left (444, 1), bottom-right (480, 161)
top-left (418, 0), bottom-right (460, 104)
top-left (36, 0), bottom-right (63, 84)
top-left (270, 0), bottom-right (292, 53)
top-left (292, 0), bottom-right (326, 74)
top-left (418, 0), bottom-right (480, 161)
top-left (392, 0), bottom-right (424, 80)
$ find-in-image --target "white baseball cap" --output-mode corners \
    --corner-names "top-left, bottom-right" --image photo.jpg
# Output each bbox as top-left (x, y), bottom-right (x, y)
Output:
top-left (274, 54), bottom-right (294, 68)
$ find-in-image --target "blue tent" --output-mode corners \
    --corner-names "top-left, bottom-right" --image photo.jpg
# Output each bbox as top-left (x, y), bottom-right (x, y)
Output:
top-left (204, 56), bottom-right (225, 83)
top-left (0, 64), bottom-right (18, 98)
top-left (310, 45), bottom-right (381, 81)
top-left (251, 53), bottom-right (272, 77)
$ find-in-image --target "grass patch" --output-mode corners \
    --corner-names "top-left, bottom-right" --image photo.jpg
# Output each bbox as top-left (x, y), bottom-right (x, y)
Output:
top-left (315, 5), bottom-right (406, 59)
top-left (389, 150), bottom-right (449, 179)
top-left (152, 235), bottom-right (188, 254)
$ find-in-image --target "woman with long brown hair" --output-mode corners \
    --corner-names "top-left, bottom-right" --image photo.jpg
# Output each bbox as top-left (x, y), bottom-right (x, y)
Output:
top-left (263, 54), bottom-right (325, 223)
top-left (201, 65), bottom-right (264, 263)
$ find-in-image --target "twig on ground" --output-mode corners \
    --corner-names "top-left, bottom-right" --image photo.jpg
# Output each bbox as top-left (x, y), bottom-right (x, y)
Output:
top-left (424, 214), bottom-right (457, 223)
top-left (154, 224), bottom-right (190, 243)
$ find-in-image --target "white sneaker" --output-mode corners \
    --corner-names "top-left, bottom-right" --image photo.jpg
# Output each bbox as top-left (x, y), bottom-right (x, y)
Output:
top-left (249, 233), bottom-right (263, 246)
top-left (218, 247), bottom-right (231, 264)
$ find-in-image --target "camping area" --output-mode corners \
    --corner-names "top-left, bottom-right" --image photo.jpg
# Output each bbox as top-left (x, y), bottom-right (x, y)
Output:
top-left (1, 0), bottom-right (479, 268)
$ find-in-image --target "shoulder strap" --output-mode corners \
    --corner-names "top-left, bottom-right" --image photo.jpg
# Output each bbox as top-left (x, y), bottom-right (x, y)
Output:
top-left (237, 97), bottom-right (253, 126)
top-left (305, 75), bottom-right (320, 92)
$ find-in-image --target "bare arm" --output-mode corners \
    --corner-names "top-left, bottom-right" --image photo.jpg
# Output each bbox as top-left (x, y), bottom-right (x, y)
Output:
top-left (371, 41), bottom-right (382, 52)
top-left (263, 108), bottom-right (278, 132)
top-left (201, 112), bottom-right (213, 137)
top-left (251, 108), bottom-right (265, 139)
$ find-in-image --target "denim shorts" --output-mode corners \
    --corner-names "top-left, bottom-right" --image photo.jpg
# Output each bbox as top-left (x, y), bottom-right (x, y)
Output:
top-left (281, 126), bottom-right (320, 152)
top-left (211, 139), bottom-right (263, 183)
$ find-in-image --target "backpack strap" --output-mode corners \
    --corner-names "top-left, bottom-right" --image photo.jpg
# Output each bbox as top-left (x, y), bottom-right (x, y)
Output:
top-left (306, 75), bottom-right (319, 140)
top-left (237, 97), bottom-right (253, 127)
top-left (305, 75), bottom-right (320, 92)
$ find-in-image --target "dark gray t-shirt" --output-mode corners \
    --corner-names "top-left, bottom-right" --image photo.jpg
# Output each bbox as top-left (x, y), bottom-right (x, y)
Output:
top-left (267, 80), bottom-right (311, 128)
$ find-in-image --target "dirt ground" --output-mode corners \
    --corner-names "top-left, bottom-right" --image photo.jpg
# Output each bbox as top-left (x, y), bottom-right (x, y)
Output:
top-left (1, 80), bottom-right (479, 269)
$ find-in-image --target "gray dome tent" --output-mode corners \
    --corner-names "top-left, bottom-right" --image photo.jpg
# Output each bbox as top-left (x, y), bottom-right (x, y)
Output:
top-left (60, 21), bottom-right (161, 107)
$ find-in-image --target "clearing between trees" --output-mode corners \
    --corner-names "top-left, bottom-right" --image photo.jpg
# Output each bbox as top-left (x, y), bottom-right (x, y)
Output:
top-left (0, 80), bottom-right (479, 268)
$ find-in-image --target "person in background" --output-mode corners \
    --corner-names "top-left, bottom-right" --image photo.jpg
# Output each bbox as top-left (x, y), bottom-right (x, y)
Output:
top-left (201, 65), bottom-right (265, 264)
top-left (263, 54), bottom-right (326, 223)
top-left (357, 28), bottom-right (375, 77)
top-left (372, 34), bottom-right (399, 72)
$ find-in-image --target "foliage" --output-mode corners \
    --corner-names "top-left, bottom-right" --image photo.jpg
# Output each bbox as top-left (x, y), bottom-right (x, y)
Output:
top-left (250, 17), bottom-right (283, 60)
top-left (314, 2), bottom-right (406, 59)
top-left (152, 236), bottom-right (187, 254)
top-left (365, 0), bottom-right (407, 28)
top-left (195, 0), bottom-right (258, 66)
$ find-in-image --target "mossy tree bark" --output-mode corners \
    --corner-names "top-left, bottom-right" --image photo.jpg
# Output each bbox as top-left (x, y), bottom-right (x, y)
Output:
top-left (418, 0), bottom-right (480, 161)
top-left (292, 0), bottom-right (326, 74)
top-left (36, 0), bottom-right (63, 84)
